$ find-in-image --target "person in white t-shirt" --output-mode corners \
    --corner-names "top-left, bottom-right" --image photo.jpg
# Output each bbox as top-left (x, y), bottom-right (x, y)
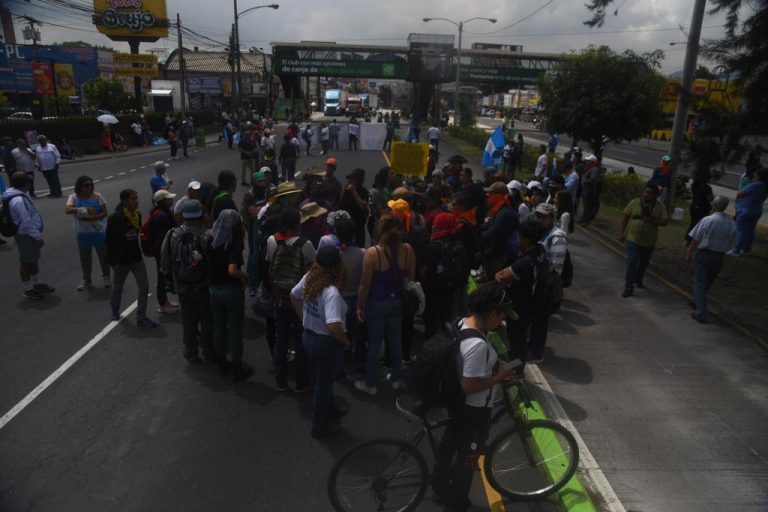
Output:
top-left (291, 245), bottom-right (351, 439)
top-left (534, 144), bottom-right (549, 179)
top-left (428, 125), bottom-right (440, 153)
top-left (433, 281), bottom-right (516, 510)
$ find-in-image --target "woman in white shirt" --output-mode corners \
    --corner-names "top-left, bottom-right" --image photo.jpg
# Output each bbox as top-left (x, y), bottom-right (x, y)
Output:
top-left (291, 245), bottom-right (351, 439)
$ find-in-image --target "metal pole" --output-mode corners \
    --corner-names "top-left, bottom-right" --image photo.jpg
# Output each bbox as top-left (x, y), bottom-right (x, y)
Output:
top-left (667, 0), bottom-right (706, 212)
top-left (177, 13), bottom-right (187, 118)
top-left (454, 21), bottom-right (462, 127)
top-left (129, 39), bottom-right (142, 113)
top-left (229, 24), bottom-right (236, 115)
top-left (233, 0), bottom-right (241, 118)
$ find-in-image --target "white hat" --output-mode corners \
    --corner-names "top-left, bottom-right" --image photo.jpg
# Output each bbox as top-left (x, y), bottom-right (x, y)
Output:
top-left (507, 180), bottom-right (524, 193)
top-left (432, 169), bottom-right (444, 178)
top-left (260, 166), bottom-right (273, 174)
top-left (584, 154), bottom-right (598, 162)
top-left (188, 180), bottom-right (201, 190)
top-left (153, 189), bottom-right (176, 202)
top-left (153, 160), bottom-right (168, 169)
top-left (527, 180), bottom-right (542, 190)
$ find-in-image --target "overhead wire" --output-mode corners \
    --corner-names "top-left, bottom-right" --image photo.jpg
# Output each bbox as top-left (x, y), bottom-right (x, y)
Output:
top-left (464, 0), bottom-right (556, 35)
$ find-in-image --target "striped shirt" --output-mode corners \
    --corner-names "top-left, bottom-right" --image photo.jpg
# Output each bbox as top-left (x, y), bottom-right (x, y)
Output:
top-left (540, 226), bottom-right (568, 273)
top-left (688, 212), bottom-right (736, 253)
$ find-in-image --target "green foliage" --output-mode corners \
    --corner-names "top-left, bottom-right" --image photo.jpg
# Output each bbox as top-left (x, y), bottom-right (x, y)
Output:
top-left (539, 46), bottom-right (665, 157)
top-left (0, 93), bottom-right (10, 107)
top-left (457, 96), bottom-right (477, 129)
top-left (601, 171), bottom-right (645, 207)
top-left (447, 126), bottom-right (488, 148)
top-left (82, 77), bottom-right (135, 113)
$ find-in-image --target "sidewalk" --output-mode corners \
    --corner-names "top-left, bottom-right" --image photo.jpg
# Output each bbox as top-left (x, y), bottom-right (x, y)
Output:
top-left (60, 133), bottom-right (222, 166)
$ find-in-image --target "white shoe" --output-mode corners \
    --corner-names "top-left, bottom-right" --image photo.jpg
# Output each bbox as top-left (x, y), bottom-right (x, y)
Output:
top-left (354, 380), bottom-right (378, 396)
top-left (157, 303), bottom-right (179, 314)
top-left (726, 249), bottom-right (741, 256)
top-left (386, 373), bottom-right (400, 390)
top-left (77, 280), bottom-right (93, 292)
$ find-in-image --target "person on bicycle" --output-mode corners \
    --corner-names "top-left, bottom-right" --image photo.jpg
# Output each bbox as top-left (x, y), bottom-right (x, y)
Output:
top-left (433, 281), bottom-right (516, 511)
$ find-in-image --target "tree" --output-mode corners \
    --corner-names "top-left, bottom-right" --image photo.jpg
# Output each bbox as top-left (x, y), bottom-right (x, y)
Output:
top-left (82, 77), bottom-right (134, 113)
top-left (538, 46), bottom-right (666, 158)
top-left (51, 41), bottom-right (114, 51)
top-left (457, 95), bottom-right (476, 129)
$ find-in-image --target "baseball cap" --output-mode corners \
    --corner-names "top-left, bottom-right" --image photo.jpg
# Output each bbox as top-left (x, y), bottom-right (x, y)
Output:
top-left (584, 154), bottom-right (598, 162)
top-left (251, 171), bottom-right (267, 182)
top-left (259, 166), bottom-right (273, 174)
top-left (325, 157), bottom-right (338, 167)
top-left (188, 180), bottom-right (201, 190)
top-left (507, 180), bottom-right (524, 193)
top-left (527, 180), bottom-right (542, 191)
top-left (534, 203), bottom-right (556, 216)
top-left (182, 199), bottom-right (203, 219)
top-left (153, 189), bottom-right (176, 202)
top-left (316, 245), bottom-right (342, 268)
top-left (432, 169), bottom-right (444, 178)
top-left (153, 160), bottom-right (169, 169)
top-left (484, 181), bottom-right (509, 195)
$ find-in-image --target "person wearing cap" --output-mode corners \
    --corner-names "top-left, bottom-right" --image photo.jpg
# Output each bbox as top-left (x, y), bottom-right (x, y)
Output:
top-left (150, 189), bottom-right (179, 314)
top-left (651, 155), bottom-right (673, 202)
top-left (481, 181), bottom-right (518, 277)
top-left (261, 148), bottom-right (279, 186)
top-left (323, 157), bottom-right (342, 208)
top-left (106, 189), bottom-right (156, 327)
top-left (507, 180), bottom-right (530, 224)
top-left (211, 170), bottom-right (239, 222)
top-left (238, 128), bottom-right (258, 187)
top-left (300, 201), bottom-right (329, 248)
top-left (432, 280), bottom-right (517, 509)
top-left (290, 245), bottom-right (351, 438)
top-left (35, 135), bottom-right (62, 198)
top-left (161, 199), bottom-right (215, 363)
top-left (278, 133), bottom-right (299, 182)
top-left (65, 175), bottom-right (110, 291)
top-left (685, 196), bottom-right (736, 324)
top-left (618, 181), bottom-right (668, 297)
top-left (527, 184), bottom-right (547, 221)
top-left (150, 161), bottom-right (172, 194)
top-left (340, 168), bottom-right (369, 246)
top-left (173, 180), bottom-right (202, 224)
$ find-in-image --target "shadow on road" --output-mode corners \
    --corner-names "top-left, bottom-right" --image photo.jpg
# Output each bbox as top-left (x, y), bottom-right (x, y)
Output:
top-left (17, 294), bottom-right (62, 311)
top-left (542, 347), bottom-right (593, 385)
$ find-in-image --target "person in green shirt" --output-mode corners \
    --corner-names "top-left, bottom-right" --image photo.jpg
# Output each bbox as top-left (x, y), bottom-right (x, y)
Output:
top-left (618, 181), bottom-right (668, 297)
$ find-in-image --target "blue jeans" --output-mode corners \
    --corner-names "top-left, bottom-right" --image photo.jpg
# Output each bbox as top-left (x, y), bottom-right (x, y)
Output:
top-left (274, 303), bottom-right (310, 389)
top-left (303, 330), bottom-right (343, 432)
top-left (625, 241), bottom-right (654, 288)
top-left (365, 298), bottom-right (403, 388)
top-left (734, 212), bottom-right (760, 253)
top-left (693, 249), bottom-right (725, 319)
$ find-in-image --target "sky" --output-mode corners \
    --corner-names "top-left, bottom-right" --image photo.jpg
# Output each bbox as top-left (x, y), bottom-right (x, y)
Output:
top-left (5, 0), bottom-right (731, 75)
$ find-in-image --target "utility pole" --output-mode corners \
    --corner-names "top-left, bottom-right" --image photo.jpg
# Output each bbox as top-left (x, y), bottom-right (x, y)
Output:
top-left (176, 13), bottom-right (187, 118)
top-left (229, 24), bottom-right (236, 116)
top-left (233, 0), bottom-right (240, 117)
top-left (666, 0), bottom-right (707, 212)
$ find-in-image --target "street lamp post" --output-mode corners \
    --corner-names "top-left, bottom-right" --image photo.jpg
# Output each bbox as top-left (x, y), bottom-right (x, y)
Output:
top-left (423, 16), bottom-right (496, 127)
top-left (233, 2), bottom-right (278, 118)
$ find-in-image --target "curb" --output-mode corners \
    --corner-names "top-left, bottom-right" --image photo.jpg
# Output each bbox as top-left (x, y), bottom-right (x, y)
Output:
top-left (60, 138), bottom-right (220, 166)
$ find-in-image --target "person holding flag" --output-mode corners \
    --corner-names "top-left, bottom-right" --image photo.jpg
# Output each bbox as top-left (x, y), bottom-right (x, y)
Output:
top-left (482, 125), bottom-right (506, 171)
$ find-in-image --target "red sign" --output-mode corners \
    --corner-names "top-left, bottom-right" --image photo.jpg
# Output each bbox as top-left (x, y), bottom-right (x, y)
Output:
top-left (33, 63), bottom-right (54, 95)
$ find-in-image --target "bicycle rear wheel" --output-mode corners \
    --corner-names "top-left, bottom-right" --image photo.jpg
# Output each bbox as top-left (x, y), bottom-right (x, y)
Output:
top-left (328, 438), bottom-right (429, 512)
top-left (484, 419), bottom-right (579, 500)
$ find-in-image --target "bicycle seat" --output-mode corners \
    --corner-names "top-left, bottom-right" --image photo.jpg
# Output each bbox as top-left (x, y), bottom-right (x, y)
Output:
top-left (395, 395), bottom-right (425, 420)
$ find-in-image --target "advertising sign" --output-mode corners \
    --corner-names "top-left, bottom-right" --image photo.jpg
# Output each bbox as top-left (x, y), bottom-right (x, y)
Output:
top-left (273, 57), bottom-right (408, 79)
top-left (187, 76), bottom-right (221, 94)
top-left (33, 63), bottom-right (54, 95)
top-left (459, 66), bottom-right (543, 83)
top-left (92, 0), bottom-right (169, 42)
top-left (390, 142), bottom-right (429, 177)
top-left (54, 63), bottom-right (77, 96)
top-left (113, 52), bottom-right (158, 65)
top-left (114, 66), bottom-right (159, 77)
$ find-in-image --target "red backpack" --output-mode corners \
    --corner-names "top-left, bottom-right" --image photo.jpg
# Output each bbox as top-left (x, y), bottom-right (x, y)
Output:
top-left (139, 208), bottom-right (161, 257)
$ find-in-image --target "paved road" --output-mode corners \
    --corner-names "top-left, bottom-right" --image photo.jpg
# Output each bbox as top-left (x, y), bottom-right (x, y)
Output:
top-left (1, 133), bottom-right (766, 512)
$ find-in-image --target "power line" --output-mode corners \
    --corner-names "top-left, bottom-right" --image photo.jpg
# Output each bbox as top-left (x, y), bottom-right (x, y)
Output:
top-left (465, 0), bottom-right (556, 35)
top-left (470, 25), bottom-right (722, 39)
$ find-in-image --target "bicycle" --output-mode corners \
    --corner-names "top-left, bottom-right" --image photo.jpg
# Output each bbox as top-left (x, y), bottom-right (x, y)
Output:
top-left (327, 378), bottom-right (579, 511)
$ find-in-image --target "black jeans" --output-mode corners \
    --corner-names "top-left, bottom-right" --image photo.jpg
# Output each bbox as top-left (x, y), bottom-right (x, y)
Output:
top-left (506, 309), bottom-right (532, 364)
top-left (154, 256), bottom-right (168, 306)
top-left (274, 302), bottom-right (310, 389)
top-left (41, 168), bottom-right (62, 197)
top-left (178, 286), bottom-right (214, 360)
top-left (434, 404), bottom-right (492, 511)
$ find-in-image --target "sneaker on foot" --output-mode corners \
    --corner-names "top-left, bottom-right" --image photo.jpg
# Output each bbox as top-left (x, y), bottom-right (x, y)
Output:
top-left (33, 283), bottom-right (55, 294)
top-left (157, 303), bottom-right (179, 314)
top-left (77, 280), bottom-right (93, 292)
top-left (621, 286), bottom-right (634, 298)
top-left (137, 317), bottom-right (158, 328)
top-left (23, 289), bottom-right (45, 301)
top-left (635, 280), bottom-right (646, 289)
top-left (690, 312), bottom-right (708, 324)
top-left (726, 249), bottom-right (741, 256)
top-left (386, 373), bottom-right (400, 390)
top-left (354, 380), bottom-right (378, 396)
top-left (111, 307), bottom-right (120, 321)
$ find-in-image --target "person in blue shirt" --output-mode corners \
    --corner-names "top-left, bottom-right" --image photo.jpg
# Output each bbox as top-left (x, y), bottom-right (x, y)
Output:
top-left (149, 161), bottom-right (172, 194)
top-left (729, 168), bottom-right (767, 255)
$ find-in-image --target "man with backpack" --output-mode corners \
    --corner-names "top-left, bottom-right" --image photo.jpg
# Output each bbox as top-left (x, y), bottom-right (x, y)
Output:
top-left (161, 199), bottom-right (214, 364)
top-left (430, 281), bottom-right (517, 511)
top-left (266, 207), bottom-right (315, 392)
top-left (2, 171), bottom-right (55, 300)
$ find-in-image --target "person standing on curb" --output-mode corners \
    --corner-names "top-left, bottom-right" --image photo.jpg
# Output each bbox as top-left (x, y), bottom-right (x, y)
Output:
top-left (105, 189), bottom-right (156, 327)
top-left (3, 172), bottom-right (55, 300)
top-left (161, 199), bottom-right (215, 363)
top-left (686, 196), bottom-right (736, 324)
top-left (35, 135), bottom-right (62, 198)
top-left (618, 181), bottom-right (668, 298)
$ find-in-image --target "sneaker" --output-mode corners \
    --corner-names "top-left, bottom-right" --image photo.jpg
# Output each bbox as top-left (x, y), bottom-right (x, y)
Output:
top-left (137, 317), bottom-right (158, 328)
top-left (33, 283), bottom-right (55, 294)
top-left (726, 249), bottom-right (741, 256)
top-left (23, 289), bottom-right (45, 301)
top-left (622, 286), bottom-right (634, 298)
top-left (386, 373), bottom-right (400, 391)
top-left (77, 280), bottom-right (93, 292)
top-left (111, 307), bottom-right (120, 321)
top-left (635, 280), bottom-right (646, 289)
top-left (354, 380), bottom-right (378, 396)
top-left (157, 303), bottom-right (179, 314)
top-left (103, 276), bottom-right (111, 288)
top-left (293, 384), bottom-right (311, 394)
top-left (232, 363), bottom-right (254, 382)
top-left (690, 312), bottom-right (708, 324)
top-left (276, 382), bottom-right (288, 392)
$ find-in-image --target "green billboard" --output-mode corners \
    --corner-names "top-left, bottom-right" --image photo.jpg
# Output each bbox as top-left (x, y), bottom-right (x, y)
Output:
top-left (272, 57), bottom-right (408, 79)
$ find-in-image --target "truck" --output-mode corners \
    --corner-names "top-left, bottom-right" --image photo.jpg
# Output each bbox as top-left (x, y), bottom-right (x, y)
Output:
top-left (346, 95), bottom-right (364, 117)
top-left (324, 89), bottom-right (348, 116)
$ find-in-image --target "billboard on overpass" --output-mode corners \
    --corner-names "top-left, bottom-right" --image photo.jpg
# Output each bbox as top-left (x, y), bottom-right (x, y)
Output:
top-left (273, 57), bottom-right (408, 79)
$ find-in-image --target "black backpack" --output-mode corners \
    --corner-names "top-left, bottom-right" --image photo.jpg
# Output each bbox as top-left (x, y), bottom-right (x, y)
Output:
top-left (534, 256), bottom-right (563, 316)
top-left (436, 238), bottom-right (470, 291)
top-left (172, 228), bottom-right (209, 284)
top-left (405, 324), bottom-right (485, 414)
top-left (0, 193), bottom-right (28, 237)
top-left (269, 237), bottom-right (308, 301)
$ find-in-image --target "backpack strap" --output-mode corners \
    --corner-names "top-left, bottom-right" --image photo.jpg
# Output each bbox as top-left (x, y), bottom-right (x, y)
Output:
top-left (456, 327), bottom-right (494, 407)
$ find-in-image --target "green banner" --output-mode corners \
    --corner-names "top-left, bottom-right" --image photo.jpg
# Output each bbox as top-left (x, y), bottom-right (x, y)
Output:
top-left (272, 57), bottom-right (408, 79)
top-left (460, 66), bottom-right (543, 83)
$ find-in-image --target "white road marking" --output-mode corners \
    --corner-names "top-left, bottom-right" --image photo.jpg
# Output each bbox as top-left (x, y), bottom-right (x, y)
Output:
top-left (105, 175), bottom-right (114, 179)
top-left (129, 169), bottom-right (136, 173)
top-left (140, 166), bottom-right (146, 169)
top-left (118, 172), bottom-right (126, 176)
top-left (295, 171), bottom-right (302, 178)
top-left (526, 364), bottom-right (627, 512)
top-left (0, 300), bottom-right (139, 430)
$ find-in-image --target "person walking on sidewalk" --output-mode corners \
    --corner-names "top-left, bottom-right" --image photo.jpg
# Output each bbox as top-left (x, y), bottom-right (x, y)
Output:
top-left (65, 176), bottom-right (111, 291)
top-left (3, 172), bottom-right (55, 300)
top-left (161, 199), bottom-right (215, 363)
top-left (686, 196), bottom-right (736, 324)
top-left (35, 135), bottom-right (62, 198)
top-left (105, 189), bottom-right (156, 327)
top-left (618, 181), bottom-right (668, 298)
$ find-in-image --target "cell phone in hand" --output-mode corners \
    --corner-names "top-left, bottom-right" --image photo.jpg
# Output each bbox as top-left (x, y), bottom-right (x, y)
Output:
top-left (503, 359), bottom-right (524, 371)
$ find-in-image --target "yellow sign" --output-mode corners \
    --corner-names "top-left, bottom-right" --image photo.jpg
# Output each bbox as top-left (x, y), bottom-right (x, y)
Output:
top-left (390, 142), bottom-right (429, 176)
top-left (114, 66), bottom-right (159, 78)
top-left (113, 52), bottom-right (158, 65)
top-left (54, 63), bottom-right (77, 97)
top-left (92, 0), bottom-right (169, 42)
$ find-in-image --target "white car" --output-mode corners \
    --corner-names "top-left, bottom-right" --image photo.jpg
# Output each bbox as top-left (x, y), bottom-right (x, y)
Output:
top-left (7, 112), bottom-right (33, 120)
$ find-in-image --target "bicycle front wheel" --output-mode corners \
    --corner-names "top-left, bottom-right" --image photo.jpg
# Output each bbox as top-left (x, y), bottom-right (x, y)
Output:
top-left (484, 419), bottom-right (579, 500)
top-left (328, 438), bottom-right (429, 512)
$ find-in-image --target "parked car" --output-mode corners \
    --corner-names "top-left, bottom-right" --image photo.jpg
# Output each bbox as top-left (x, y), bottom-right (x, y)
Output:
top-left (7, 112), bottom-right (33, 120)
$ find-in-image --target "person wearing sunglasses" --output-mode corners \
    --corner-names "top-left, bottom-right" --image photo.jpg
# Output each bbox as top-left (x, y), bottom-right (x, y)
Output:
top-left (65, 175), bottom-right (110, 291)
